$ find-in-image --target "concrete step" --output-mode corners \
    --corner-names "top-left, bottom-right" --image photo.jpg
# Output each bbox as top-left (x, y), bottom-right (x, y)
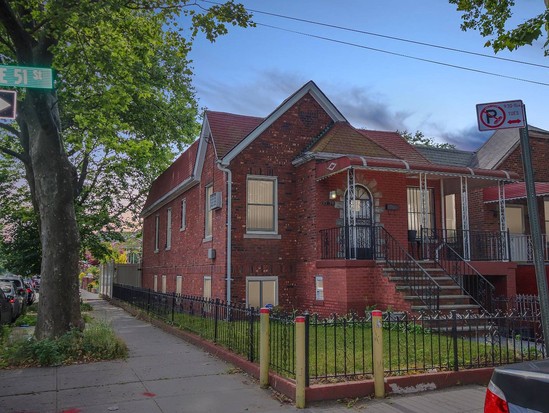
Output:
top-left (411, 304), bottom-right (480, 311)
top-left (404, 294), bottom-right (471, 301)
top-left (397, 285), bottom-right (461, 292)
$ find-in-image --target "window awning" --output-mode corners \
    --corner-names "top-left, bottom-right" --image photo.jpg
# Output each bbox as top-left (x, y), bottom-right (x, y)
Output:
top-left (483, 182), bottom-right (549, 203)
top-left (315, 155), bottom-right (518, 182)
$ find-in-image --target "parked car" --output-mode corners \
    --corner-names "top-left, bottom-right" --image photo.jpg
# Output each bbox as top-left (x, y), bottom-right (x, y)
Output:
top-left (485, 358), bottom-right (549, 413)
top-left (0, 275), bottom-right (27, 312)
top-left (0, 288), bottom-right (13, 325)
top-left (0, 282), bottom-right (23, 322)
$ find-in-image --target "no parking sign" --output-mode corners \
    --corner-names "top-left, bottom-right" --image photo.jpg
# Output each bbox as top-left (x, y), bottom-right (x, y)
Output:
top-left (476, 100), bottom-right (525, 131)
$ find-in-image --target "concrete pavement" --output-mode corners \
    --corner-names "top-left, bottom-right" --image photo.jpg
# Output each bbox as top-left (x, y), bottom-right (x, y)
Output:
top-left (0, 291), bottom-right (486, 412)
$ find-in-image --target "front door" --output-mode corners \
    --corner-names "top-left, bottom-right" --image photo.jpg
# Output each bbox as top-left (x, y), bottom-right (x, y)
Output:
top-left (344, 185), bottom-right (373, 259)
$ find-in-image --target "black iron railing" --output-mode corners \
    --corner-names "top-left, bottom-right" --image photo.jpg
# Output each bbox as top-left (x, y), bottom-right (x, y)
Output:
top-left (375, 226), bottom-right (442, 311)
top-left (419, 228), bottom-right (510, 262)
top-left (320, 225), bottom-right (375, 260)
top-left (433, 243), bottom-right (496, 312)
top-left (112, 284), bottom-right (545, 382)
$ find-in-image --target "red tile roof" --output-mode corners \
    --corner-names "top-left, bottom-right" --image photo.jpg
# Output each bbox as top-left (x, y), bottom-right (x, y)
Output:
top-left (358, 129), bottom-right (431, 164)
top-left (206, 111), bottom-right (264, 158)
top-left (143, 139), bottom-right (199, 210)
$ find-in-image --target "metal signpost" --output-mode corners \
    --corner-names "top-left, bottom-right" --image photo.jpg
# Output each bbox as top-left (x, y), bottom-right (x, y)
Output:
top-left (477, 100), bottom-right (549, 353)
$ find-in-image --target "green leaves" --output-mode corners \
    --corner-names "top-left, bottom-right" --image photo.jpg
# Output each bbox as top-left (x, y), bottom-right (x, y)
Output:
top-left (449, 0), bottom-right (549, 55)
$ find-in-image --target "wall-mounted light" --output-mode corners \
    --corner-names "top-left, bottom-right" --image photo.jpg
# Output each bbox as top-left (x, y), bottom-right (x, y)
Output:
top-left (329, 190), bottom-right (338, 200)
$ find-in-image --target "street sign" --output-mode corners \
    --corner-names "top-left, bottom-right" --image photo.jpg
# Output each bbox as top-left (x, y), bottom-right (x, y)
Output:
top-left (476, 100), bottom-right (525, 131)
top-left (0, 64), bottom-right (54, 89)
top-left (0, 90), bottom-right (17, 120)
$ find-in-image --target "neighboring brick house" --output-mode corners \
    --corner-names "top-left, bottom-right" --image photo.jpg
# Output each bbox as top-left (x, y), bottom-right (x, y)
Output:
top-left (141, 81), bottom-right (533, 316)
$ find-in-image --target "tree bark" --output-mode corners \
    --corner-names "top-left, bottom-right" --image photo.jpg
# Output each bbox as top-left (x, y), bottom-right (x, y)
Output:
top-left (23, 90), bottom-right (83, 339)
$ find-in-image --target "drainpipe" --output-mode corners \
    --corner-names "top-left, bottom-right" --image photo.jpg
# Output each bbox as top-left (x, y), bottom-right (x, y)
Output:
top-left (216, 161), bottom-right (232, 304)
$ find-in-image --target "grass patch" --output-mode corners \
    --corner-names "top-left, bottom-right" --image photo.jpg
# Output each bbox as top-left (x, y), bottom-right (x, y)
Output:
top-left (0, 320), bottom-right (128, 368)
top-left (80, 301), bottom-right (94, 312)
top-left (13, 313), bottom-right (37, 327)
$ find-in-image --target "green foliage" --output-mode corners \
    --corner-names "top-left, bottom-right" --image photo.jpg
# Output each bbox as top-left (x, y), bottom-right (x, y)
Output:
top-left (14, 313), bottom-right (37, 327)
top-left (0, 1), bottom-right (254, 266)
top-left (0, 320), bottom-right (128, 368)
top-left (399, 130), bottom-right (456, 149)
top-left (449, 0), bottom-right (549, 55)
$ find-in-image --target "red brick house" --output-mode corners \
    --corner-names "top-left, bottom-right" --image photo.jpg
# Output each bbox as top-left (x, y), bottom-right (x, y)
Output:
top-left (141, 81), bottom-right (549, 316)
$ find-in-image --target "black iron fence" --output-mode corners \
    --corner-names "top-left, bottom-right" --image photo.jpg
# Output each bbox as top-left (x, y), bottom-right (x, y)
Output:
top-left (112, 284), bottom-right (545, 383)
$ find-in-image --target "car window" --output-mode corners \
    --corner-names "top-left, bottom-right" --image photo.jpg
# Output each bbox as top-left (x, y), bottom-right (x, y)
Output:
top-left (1, 285), bottom-right (12, 293)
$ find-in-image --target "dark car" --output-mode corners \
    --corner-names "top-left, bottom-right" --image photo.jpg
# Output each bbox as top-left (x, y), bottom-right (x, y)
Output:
top-left (0, 288), bottom-right (13, 325)
top-left (0, 276), bottom-right (27, 311)
top-left (485, 358), bottom-right (549, 413)
top-left (0, 282), bottom-right (23, 322)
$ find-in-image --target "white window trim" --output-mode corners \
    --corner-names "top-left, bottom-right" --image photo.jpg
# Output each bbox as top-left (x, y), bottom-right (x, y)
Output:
top-left (246, 175), bottom-right (278, 235)
top-left (245, 276), bottom-right (279, 308)
top-left (203, 275), bottom-right (212, 299)
top-left (315, 275), bottom-right (324, 301)
top-left (180, 198), bottom-right (187, 231)
top-left (176, 275), bottom-right (183, 295)
top-left (153, 275), bottom-right (158, 292)
top-left (154, 215), bottom-right (160, 253)
top-left (166, 208), bottom-right (172, 250)
top-left (161, 275), bottom-right (167, 293)
top-left (204, 185), bottom-right (213, 241)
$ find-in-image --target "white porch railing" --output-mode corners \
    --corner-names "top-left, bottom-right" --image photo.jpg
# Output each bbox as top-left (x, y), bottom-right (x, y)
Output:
top-left (509, 234), bottom-right (549, 262)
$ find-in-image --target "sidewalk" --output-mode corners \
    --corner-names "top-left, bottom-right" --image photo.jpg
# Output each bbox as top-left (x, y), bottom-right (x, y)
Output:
top-left (0, 291), bottom-right (486, 412)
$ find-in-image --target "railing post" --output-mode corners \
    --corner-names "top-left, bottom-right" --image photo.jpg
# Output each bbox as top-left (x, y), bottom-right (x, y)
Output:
top-left (259, 307), bottom-right (270, 388)
top-left (295, 315), bottom-right (306, 408)
top-left (451, 310), bottom-right (459, 372)
top-left (372, 310), bottom-right (385, 398)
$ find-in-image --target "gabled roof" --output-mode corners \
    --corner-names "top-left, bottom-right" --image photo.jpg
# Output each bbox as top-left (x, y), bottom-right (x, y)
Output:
top-left (220, 80), bottom-right (347, 164)
top-left (206, 111), bottom-right (264, 159)
top-left (359, 130), bottom-right (431, 164)
top-left (309, 122), bottom-right (394, 158)
top-left (141, 140), bottom-right (200, 217)
top-left (415, 146), bottom-right (476, 167)
top-left (473, 126), bottom-right (549, 170)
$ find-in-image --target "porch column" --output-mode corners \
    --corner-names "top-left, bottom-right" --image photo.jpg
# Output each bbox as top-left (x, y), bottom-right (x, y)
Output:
top-left (498, 180), bottom-right (509, 260)
top-left (347, 167), bottom-right (357, 258)
top-left (419, 172), bottom-right (429, 235)
top-left (460, 176), bottom-right (471, 261)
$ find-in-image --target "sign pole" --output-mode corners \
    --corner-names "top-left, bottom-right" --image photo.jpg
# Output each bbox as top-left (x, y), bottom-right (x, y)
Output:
top-left (519, 105), bottom-right (549, 354)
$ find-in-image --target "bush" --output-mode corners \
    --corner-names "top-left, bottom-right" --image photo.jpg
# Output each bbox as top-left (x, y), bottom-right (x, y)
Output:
top-left (0, 320), bottom-right (128, 368)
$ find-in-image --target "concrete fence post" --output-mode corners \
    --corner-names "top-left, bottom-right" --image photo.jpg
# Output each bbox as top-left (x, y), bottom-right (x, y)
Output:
top-left (372, 310), bottom-right (385, 398)
top-left (295, 315), bottom-right (306, 408)
top-left (259, 307), bottom-right (270, 388)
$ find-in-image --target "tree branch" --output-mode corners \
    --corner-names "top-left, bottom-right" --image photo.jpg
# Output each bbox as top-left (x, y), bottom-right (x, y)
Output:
top-left (0, 144), bottom-right (28, 164)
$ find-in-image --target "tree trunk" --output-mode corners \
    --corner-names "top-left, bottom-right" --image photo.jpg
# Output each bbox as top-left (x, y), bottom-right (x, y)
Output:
top-left (24, 90), bottom-right (83, 339)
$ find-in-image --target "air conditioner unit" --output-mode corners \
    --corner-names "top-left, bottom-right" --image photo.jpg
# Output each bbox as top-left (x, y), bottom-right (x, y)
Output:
top-left (209, 192), bottom-right (222, 210)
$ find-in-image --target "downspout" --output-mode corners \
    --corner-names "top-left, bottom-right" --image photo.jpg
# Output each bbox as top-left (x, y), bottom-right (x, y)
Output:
top-left (216, 161), bottom-right (232, 304)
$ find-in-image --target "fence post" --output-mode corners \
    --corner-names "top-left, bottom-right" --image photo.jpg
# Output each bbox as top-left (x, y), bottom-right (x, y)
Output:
top-left (295, 315), bottom-right (306, 408)
top-left (259, 308), bottom-right (270, 388)
top-left (147, 288), bottom-right (151, 314)
top-left (171, 292), bottom-right (176, 323)
top-left (372, 310), bottom-right (385, 398)
top-left (451, 310), bottom-right (459, 372)
top-left (304, 312), bottom-right (310, 387)
top-left (214, 298), bottom-right (220, 343)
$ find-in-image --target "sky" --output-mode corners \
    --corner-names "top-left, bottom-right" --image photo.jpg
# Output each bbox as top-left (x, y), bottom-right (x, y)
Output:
top-left (187, 0), bottom-right (547, 151)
